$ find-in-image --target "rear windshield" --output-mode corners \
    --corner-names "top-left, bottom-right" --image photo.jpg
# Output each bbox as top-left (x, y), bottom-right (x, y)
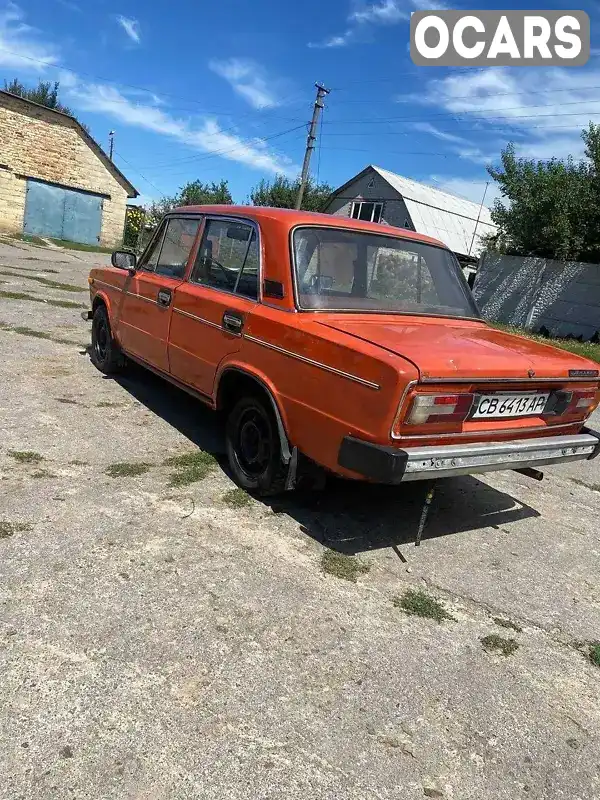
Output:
top-left (292, 226), bottom-right (479, 319)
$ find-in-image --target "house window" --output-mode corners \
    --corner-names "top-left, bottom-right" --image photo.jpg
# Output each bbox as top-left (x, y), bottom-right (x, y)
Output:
top-left (350, 201), bottom-right (383, 223)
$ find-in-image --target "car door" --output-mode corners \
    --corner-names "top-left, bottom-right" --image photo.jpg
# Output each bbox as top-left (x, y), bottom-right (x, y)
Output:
top-left (117, 216), bottom-right (202, 373)
top-left (169, 216), bottom-right (260, 397)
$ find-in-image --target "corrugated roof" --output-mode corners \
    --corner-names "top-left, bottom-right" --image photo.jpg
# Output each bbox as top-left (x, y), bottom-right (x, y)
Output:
top-left (372, 165), bottom-right (496, 257)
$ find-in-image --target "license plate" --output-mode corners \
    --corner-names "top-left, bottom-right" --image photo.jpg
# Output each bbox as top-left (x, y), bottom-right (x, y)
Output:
top-left (472, 393), bottom-right (549, 419)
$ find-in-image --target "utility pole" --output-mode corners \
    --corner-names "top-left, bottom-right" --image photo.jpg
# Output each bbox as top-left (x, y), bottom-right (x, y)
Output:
top-left (468, 181), bottom-right (489, 256)
top-left (295, 83), bottom-right (330, 210)
top-left (108, 130), bottom-right (115, 161)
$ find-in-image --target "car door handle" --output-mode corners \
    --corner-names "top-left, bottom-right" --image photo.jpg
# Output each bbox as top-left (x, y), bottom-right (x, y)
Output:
top-left (157, 288), bottom-right (172, 307)
top-left (222, 311), bottom-right (243, 334)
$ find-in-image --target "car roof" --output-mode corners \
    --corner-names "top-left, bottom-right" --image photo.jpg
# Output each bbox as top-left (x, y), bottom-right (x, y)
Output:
top-left (170, 205), bottom-right (448, 249)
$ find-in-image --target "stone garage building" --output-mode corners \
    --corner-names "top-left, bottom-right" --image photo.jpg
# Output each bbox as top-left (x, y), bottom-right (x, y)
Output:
top-left (0, 90), bottom-right (137, 247)
top-left (325, 164), bottom-right (496, 263)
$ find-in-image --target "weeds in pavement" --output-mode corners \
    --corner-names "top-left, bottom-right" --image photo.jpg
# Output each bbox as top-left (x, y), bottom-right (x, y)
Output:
top-left (0, 321), bottom-right (81, 347)
top-left (31, 469), bottom-right (56, 479)
top-left (394, 589), bottom-right (455, 623)
top-left (222, 488), bottom-right (252, 508)
top-left (105, 462), bottom-right (152, 478)
top-left (570, 477), bottom-right (600, 493)
top-left (4, 262), bottom-right (60, 273)
top-left (492, 617), bottom-right (523, 633)
top-left (164, 451), bottom-right (216, 487)
top-left (481, 634), bottom-right (520, 656)
top-left (0, 521), bottom-right (32, 538)
top-left (588, 643), bottom-right (600, 667)
top-left (96, 401), bottom-right (124, 408)
top-left (0, 269), bottom-right (84, 292)
top-left (8, 451), bottom-right (44, 464)
top-left (56, 398), bottom-right (81, 405)
top-left (69, 460), bottom-right (89, 466)
top-left (321, 550), bottom-right (370, 582)
top-left (0, 289), bottom-right (86, 308)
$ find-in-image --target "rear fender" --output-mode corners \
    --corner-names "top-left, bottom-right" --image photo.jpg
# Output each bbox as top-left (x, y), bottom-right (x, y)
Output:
top-left (214, 361), bottom-right (292, 464)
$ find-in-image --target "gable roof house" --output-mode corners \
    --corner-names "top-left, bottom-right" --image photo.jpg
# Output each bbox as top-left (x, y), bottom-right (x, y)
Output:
top-left (0, 90), bottom-right (137, 248)
top-left (324, 165), bottom-right (496, 263)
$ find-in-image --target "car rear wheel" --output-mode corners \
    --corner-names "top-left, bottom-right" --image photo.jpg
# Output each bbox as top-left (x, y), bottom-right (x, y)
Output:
top-left (225, 395), bottom-right (288, 496)
top-left (91, 305), bottom-right (124, 375)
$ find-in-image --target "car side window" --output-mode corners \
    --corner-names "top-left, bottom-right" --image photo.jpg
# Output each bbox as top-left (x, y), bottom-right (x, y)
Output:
top-left (191, 219), bottom-right (259, 300)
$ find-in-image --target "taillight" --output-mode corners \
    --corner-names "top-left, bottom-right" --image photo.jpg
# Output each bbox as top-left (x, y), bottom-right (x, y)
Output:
top-left (567, 388), bottom-right (600, 415)
top-left (545, 388), bottom-right (600, 417)
top-left (406, 393), bottom-right (474, 425)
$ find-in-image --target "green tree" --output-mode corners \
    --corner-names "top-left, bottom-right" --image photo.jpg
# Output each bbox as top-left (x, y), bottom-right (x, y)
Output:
top-left (250, 174), bottom-right (333, 212)
top-left (5, 78), bottom-right (74, 116)
top-left (145, 179), bottom-right (233, 227)
top-left (4, 78), bottom-right (91, 133)
top-left (486, 131), bottom-right (600, 262)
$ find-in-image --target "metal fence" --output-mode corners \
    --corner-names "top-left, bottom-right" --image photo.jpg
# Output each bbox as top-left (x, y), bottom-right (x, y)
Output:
top-left (473, 252), bottom-right (600, 341)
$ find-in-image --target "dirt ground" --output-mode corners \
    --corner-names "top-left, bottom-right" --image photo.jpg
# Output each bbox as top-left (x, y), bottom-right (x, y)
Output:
top-left (1, 239), bottom-right (599, 800)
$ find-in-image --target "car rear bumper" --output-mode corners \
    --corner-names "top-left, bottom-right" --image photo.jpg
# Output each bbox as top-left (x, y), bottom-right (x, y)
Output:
top-left (338, 429), bottom-right (600, 484)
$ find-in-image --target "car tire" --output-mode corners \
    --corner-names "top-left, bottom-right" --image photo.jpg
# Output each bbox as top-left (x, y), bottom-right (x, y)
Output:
top-left (225, 394), bottom-right (288, 496)
top-left (90, 305), bottom-right (124, 375)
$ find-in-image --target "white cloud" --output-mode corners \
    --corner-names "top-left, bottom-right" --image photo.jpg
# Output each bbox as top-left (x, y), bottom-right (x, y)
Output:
top-left (116, 15), bottom-right (140, 44)
top-left (429, 175), bottom-right (501, 208)
top-left (312, 0), bottom-right (446, 47)
top-left (308, 31), bottom-right (354, 49)
top-left (413, 122), bottom-right (469, 145)
top-left (0, 2), bottom-right (58, 69)
top-left (417, 67), bottom-right (600, 161)
top-left (350, 0), bottom-right (408, 25)
top-left (66, 82), bottom-right (297, 175)
top-left (209, 58), bottom-right (279, 109)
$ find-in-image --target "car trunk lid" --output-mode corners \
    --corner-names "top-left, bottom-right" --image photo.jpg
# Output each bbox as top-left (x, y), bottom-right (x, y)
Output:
top-left (318, 316), bottom-right (594, 381)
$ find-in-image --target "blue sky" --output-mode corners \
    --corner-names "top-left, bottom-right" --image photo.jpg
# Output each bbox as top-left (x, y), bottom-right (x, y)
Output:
top-left (1, 0), bottom-right (600, 208)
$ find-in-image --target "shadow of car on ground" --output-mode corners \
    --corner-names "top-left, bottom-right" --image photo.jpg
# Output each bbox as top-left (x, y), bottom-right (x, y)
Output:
top-left (103, 359), bottom-right (540, 554)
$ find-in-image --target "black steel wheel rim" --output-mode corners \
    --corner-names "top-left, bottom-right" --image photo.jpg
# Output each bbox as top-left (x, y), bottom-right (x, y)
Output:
top-left (94, 316), bottom-right (108, 361)
top-left (236, 407), bottom-right (272, 478)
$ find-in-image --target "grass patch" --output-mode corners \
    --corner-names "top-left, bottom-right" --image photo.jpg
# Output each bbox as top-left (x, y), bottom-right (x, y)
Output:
top-left (393, 588), bottom-right (455, 623)
top-left (588, 643), bottom-right (600, 667)
top-left (0, 269), bottom-right (84, 293)
top-left (8, 450), bottom-right (43, 464)
top-left (570, 477), bottom-right (600, 493)
top-left (491, 323), bottom-right (600, 365)
top-left (50, 238), bottom-right (115, 254)
top-left (0, 289), bottom-right (85, 308)
top-left (95, 401), bottom-right (123, 408)
top-left (5, 263), bottom-right (60, 274)
top-left (69, 459), bottom-right (89, 466)
top-left (321, 550), bottom-right (370, 582)
top-left (481, 634), bottom-right (520, 656)
top-left (4, 233), bottom-right (48, 247)
top-left (163, 451), bottom-right (216, 487)
top-left (0, 321), bottom-right (82, 347)
top-left (222, 487), bottom-right (252, 508)
top-left (0, 521), bottom-right (32, 538)
top-left (105, 462), bottom-right (152, 478)
top-left (31, 469), bottom-right (55, 479)
top-left (492, 617), bottom-right (523, 633)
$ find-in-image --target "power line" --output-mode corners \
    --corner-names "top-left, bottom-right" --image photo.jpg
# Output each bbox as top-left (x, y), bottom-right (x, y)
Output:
top-left (0, 45), bottom-right (311, 118)
top-left (137, 123), bottom-right (307, 172)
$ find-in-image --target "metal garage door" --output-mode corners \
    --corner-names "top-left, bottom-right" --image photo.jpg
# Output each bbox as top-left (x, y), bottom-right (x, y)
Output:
top-left (23, 180), bottom-right (103, 245)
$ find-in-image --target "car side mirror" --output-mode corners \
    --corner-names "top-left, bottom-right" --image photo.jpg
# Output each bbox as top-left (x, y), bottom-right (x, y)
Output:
top-left (111, 250), bottom-right (137, 275)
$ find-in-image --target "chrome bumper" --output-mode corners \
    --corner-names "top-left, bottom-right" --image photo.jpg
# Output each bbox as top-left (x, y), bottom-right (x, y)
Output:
top-left (338, 431), bottom-right (600, 483)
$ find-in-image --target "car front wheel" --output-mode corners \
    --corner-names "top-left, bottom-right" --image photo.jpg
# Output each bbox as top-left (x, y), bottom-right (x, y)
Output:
top-left (225, 395), bottom-right (288, 496)
top-left (90, 305), bottom-right (124, 375)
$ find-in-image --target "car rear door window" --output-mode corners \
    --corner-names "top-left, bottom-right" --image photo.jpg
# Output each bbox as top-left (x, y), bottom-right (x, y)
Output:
top-left (191, 219), bottom-right (259, 300)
